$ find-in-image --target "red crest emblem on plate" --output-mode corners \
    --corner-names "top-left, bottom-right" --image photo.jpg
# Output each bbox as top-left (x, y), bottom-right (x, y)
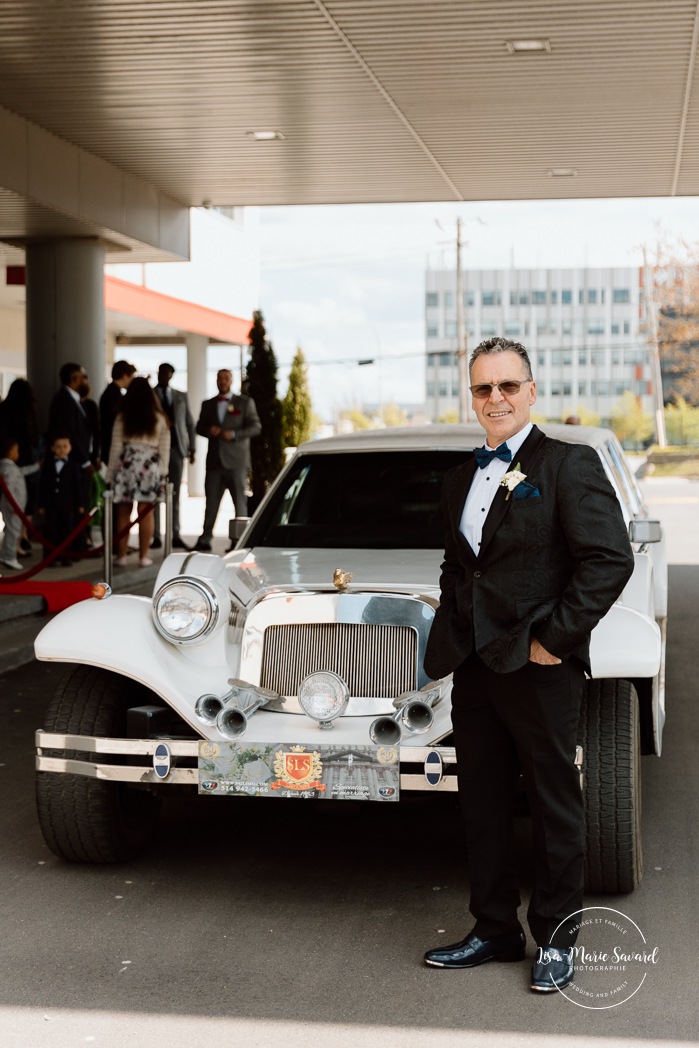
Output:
top-left (284, 752), bottom-right (313, 783)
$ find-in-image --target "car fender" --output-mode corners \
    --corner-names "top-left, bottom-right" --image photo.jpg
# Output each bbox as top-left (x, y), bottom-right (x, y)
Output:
top-left (34, 594), bottom-right (232, 739)
top-left (589, 603), bottom-right (661, 678)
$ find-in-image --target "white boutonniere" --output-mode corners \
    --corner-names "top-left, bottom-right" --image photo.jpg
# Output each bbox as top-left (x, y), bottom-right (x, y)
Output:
top-left (500, 461), bottom-right (527, 501)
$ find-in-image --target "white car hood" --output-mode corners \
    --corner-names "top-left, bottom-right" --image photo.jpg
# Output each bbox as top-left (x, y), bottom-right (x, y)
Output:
top-left (224, 546), bottom-right (442, 606)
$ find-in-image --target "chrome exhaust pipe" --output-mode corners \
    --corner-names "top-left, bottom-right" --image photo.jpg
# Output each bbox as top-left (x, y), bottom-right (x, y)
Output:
top-left (217, 696), bottom-right (268, 739)
top-left (369, 698), bottom-right (434, 746)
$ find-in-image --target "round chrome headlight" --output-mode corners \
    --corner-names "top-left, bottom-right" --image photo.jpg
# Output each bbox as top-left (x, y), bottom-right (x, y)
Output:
top-left (298, 671), bottom-right (349, 727)
top-left (153, 578), bottom-right (219, 643)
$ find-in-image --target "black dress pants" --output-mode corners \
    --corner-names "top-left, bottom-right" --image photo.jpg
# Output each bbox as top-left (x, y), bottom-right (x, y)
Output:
top-left (450, 652), bottom-right (585, 948)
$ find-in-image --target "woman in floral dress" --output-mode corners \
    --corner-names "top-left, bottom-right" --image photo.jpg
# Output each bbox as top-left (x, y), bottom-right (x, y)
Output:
top-left (107, 377), bottom-right (170, 567)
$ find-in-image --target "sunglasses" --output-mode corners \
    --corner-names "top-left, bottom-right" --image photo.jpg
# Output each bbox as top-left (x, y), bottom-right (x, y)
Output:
top-left (469, 379), bottom-right (532, 399)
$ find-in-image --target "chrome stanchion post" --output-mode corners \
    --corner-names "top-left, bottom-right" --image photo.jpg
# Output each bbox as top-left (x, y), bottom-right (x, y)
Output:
top-left (164, 481), bottom-right (174, 558)
top-left (102, 488), bottom-right (114, 588)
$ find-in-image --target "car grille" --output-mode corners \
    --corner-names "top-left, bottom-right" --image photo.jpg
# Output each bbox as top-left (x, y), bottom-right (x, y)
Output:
top-left (260, 623), bottom-right (418, 698)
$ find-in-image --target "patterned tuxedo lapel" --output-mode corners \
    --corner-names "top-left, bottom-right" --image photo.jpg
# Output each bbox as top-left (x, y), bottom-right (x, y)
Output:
top-left (451, 456), bottom-right (478, 563)
top-left (477, 425), bottom-right (547, 559)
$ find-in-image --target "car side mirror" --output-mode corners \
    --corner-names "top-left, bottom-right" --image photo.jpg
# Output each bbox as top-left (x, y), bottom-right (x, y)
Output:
top-left (629, 519), bottom-right (662, 544)
top-left (229, 516), bottom-right (251, 542)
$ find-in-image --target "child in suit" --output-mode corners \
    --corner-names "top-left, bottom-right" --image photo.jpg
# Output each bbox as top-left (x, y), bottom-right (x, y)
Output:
top-left (0, 434), bottom-right (27, 571)
top-left (37, 434), bottom-right (86, 567)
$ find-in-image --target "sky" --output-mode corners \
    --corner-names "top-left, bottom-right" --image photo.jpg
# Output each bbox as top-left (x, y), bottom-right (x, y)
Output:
top-left (258, 196), bottom-right (699, 421)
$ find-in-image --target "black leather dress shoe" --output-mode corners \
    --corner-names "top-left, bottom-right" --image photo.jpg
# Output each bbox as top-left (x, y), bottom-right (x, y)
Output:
top-left (193, 540), bottom-right (212, 552)
top-left (424, 929), bottom-right (526, 969)
top-left (172, 536), bottom-right (191, 550)
top-left (531, 946), bottom-right (574, 992)
top-left (150, 536), bottom-right (163, 549)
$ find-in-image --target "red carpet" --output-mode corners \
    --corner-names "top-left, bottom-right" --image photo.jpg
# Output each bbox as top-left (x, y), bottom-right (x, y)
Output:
top-left (0, 580), bottom-right (95, 613)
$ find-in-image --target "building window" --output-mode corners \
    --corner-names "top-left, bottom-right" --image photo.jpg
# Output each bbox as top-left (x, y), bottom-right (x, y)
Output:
top-left (426, 292), bottom-right (439, 307)
top-left (427, 324), bottom-right (439, 338)
top-left (519, 291), bottom-right (530, 306)
top-left (538, 382), bottom-right (546, 395)
top-left (561, 289), bottom-right (572, 305)
top-left (463, 290), bottom-right (475, 307)
top-left (588, 319), bottom-right (605, 335)
top-left (551, 290), bottom-right (558, 305)
top-left (445, 291), bottom-right (454, 308)
top-left (613, 288), bottom-right (631, 304)
top-left (596, 381), bottom-right (610, 396)
top-left (451, 382), bottom-right (460, 396)
top-left (551, 383), bottom-right (561, 396)
top-left (578, 381), bottom-right (587, 396)
top-left (426, 382), bottom-right (435, 397)
top-left (563, 350), bottom-right (572, 365)
top-left (612, 349), bottom-right (621, 365)
top-left (538, 352), bottom-right (546, 366)
top-left (614, 381), bottom-right (627, 396)
top-left (578, 350), bottom-right (588, 365)
top-left (562, 319), bottom-right (573, 335)
top-left (563, 382), bottom-right (572, 396)
top-left (510, 291), bottom-right (517, 306)
top-left (532, 290), bottom-right (546, 305)
top-left (623, 320), bottom-right (630, 334)
top-left (445, 320), bottom-right (457, 337)
top-left (537, 321), bottom-right (548, 335)
top-left (427, 353), bottom-right (437, 367)
top-left (549, 322), bottom-right (558, 335)
top-left (480, 322), bottom-right (497, 337)
top-left (439, 352), bottom-right (452, 366)
top-left (579, 289), bottom-right (584, 305)
top-left (573, 319), bottom-right (584, 335)
top-left (624, 348), bottom-right (646, 365)
top-left (551, 351), bottom-right (562, 365)
top-left (504, 322), bottom-right (521, 336)
top-left (611, 322), bottom-right (620, 335)
top-left (588, 289), bottom-right (598, 304)
top-left (439, 383), bottom-right (449, 397)
top-left (482, 290), bottom-right (501, 307)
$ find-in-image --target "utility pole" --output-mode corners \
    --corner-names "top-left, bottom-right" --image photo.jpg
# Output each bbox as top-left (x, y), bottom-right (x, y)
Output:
top-left (455, 217), bottom-right (470, 422)
top-left (643, 249), bottom-right (667, 447)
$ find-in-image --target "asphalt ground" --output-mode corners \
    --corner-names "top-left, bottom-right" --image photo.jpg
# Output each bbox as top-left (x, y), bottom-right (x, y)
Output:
top-left (0, 478), bottom-right (697, 1047)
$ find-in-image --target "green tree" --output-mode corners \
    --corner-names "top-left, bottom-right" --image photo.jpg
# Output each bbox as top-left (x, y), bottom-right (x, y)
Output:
top-left (282, 347), bottom-right (313, 447)
top-left (380, 402), bottom-right (407, 427)
top-left (664, 395), bottom-right (699, 445)
top-left (437, 409), bottom-right (459, 424)
top-left (611, 391), bottom-right (655, 448)
top-left (339, 408), bottom-right (374, 431)
top-left (242, 310), bottom-right (284, 507)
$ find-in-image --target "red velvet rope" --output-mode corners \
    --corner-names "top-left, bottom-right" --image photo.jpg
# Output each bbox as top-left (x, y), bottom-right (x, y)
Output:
top-left (0, 474), bottom-right (157, 585)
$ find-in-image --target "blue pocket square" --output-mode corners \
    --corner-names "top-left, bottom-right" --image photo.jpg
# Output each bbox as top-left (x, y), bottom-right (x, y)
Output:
top-left (512, 481), bottom-right (540, 501)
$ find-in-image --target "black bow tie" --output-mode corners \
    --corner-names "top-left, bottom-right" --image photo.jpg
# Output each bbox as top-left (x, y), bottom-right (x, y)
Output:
top-left (474, 444), bottom-right (512, 469)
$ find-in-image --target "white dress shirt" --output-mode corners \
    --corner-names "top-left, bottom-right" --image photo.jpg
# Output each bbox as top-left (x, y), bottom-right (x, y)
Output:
top-left (460, 422), bottom-right (533, 554)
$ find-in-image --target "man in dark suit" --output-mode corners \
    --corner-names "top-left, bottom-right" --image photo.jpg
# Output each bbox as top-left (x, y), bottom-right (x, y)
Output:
top-left (194, 368), bottom-right (261, 552)
top-left (99, 360), bottom-right (136, 465)
top-left (48, 363), bottom-right (95, 478)
top-left (152, 362), bottom-right (197, 549)
top-left (423, 337), bottom-right (634, 993)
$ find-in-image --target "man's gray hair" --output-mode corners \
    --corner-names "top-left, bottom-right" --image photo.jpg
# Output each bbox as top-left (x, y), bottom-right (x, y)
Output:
top-left (469, 336), bottom-right (533, 380)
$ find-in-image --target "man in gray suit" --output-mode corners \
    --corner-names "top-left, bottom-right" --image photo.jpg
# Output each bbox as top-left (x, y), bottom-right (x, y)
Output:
top-left (153, 363), bottom-right (196, 549)
top-left (194, 368), bottom-right (261, 552)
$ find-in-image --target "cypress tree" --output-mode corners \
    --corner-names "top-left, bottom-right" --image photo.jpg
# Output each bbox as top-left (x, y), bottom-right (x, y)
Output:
top-left (242, 310), bottom-right (284, 507)
top-left (282, 346), bottom-right (313, 447)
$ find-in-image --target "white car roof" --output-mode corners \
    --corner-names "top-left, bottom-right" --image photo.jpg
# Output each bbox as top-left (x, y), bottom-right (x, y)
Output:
top-left (298, 423), bottom-right (614, 455)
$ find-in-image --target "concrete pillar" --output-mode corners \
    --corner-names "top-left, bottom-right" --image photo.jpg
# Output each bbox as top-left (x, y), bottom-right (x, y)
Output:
top-left (25, 238), bottom-right (106, 428)
top-left (186, 332), bottom-right (209, 496)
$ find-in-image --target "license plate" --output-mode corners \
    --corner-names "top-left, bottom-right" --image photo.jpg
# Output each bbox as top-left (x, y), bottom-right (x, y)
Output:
top-left (198, 740), bottom-right (400, 801)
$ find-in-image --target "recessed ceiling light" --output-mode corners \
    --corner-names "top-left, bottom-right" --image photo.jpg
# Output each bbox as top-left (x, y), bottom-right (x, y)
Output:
top-left (246, 130), bottom-right (286, 141)
top-left (505, 39), bottom-right (551, 53)
top-left (548, 168), bottom-right (578, 177)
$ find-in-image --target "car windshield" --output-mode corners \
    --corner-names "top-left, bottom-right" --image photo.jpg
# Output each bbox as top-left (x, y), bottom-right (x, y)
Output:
top-left (246, 449), bottom-right (469, 549)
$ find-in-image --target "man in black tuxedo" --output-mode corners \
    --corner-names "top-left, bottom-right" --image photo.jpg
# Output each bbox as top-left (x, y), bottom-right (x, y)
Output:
top-left (152, 362), bottom-right (196, 549)
top-left (423, 337), bottom-right (634, 993)
top-left (194, 368), bottom-right (261, 552)
top-left (99, 360), bottom-right (136, 465)
top-left (48, 363), bottom-right (95, 477)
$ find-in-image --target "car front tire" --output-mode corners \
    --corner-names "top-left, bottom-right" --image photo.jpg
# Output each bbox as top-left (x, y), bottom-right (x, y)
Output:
top-left (36, 665), bottom-right (162, 862)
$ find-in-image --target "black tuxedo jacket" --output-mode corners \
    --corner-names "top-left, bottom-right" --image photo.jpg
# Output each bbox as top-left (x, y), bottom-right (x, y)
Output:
top-left (423, 426), bottom-right (635, 678)
top-left (48, 387), bottom-right (92, 467)
top-left (37, 455), bottom-right (85, 516)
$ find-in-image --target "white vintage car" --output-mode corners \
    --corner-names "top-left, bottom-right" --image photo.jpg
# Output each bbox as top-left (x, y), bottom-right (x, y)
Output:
top-left (34, 424), bottom-right (666, 894)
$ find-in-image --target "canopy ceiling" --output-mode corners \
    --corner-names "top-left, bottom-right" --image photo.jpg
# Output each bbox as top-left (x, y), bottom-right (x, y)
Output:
top-left (1, 0), bottom-right (699, 258)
